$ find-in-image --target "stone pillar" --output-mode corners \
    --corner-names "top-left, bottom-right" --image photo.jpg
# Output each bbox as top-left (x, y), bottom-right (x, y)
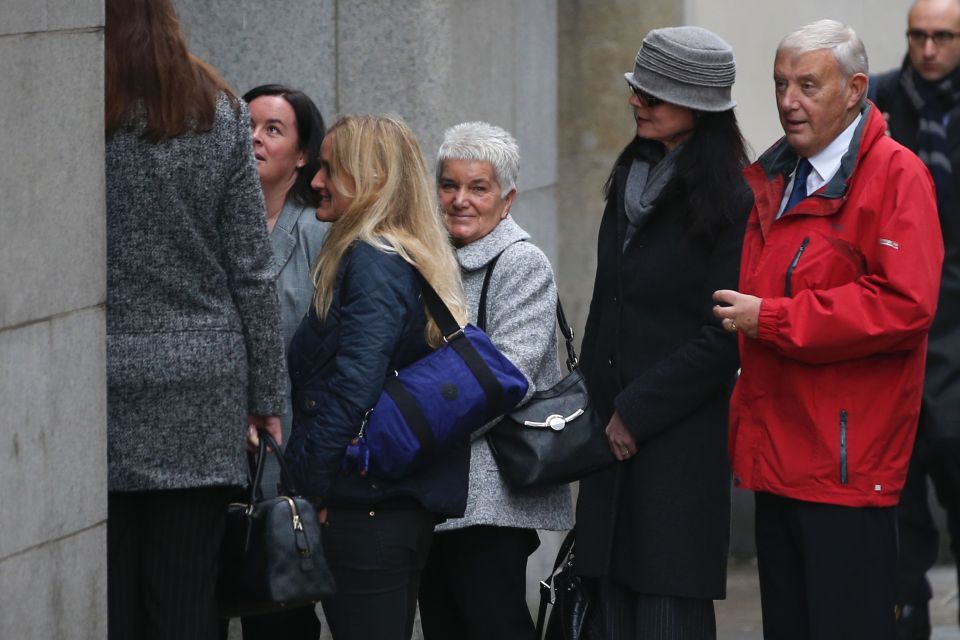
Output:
top-left (0, 2), bottom-right (107, 639)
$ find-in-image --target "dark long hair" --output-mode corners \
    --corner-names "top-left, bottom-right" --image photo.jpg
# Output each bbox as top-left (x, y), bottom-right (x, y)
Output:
top-left (105, 0), bottom-right (235, 140)
top-left (604, 109), bottom-right (749, 242)
top-left (242, 84), bottom-right (326, 208)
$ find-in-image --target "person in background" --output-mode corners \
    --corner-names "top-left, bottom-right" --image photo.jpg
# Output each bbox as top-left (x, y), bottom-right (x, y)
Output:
top-left (715, 19), bottom-right (943, 640)
top-left (236, 84), bottom-right (328, 640)
top-left (416, 121), bottom-right (573, 640)
top-left (871, 1), bottom-right (960, 636)
top-left (283, 114), bottom-right (470, 640)
top-left (105, 0), bottom-right (286, 638)
top-left (575, 26), bottom-right (750, 640)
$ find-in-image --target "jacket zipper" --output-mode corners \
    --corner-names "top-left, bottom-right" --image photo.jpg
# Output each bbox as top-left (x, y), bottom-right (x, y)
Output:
top-left (784, 237), bottom-right (810, 297)
top-left (839, 409), bottom-right (848, 485)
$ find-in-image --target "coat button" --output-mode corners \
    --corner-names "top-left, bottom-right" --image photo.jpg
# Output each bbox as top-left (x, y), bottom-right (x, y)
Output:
top-left (368, 510), bottom-right (376, 517)
top-left (306, 399), bottom-right (316, 408)
top-left (608, 357), bottom-right (615, 366)
top-left (612, 295), bottom-right (618, 303)
top-left (371, 482), bottom-right (379, 490)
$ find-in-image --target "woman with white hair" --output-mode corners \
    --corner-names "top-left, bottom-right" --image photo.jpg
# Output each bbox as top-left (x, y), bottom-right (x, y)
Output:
top-left (417, 121), bottom-right (573, 640)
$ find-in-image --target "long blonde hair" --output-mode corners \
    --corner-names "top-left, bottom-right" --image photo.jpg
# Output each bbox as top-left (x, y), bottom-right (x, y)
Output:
top-left (311, 114), bottom-right (467, 347)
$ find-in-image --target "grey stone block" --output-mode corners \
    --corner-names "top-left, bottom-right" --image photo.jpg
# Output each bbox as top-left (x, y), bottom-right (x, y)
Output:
top-left (175, 0), bottom-right (337, 120)
top-left (0, 0), bottom-right (101, 37)
top-left (512, 0), bottom-right (558, 193)
top-left (0, 29), bottom-right (104, 329)
top-left (0, 524), bottom-right (106, 640)
top-left (511, 185), bottom-right (559, 272)
top-left (336, 0), bottom-right (453, 155)
top-left (0, 308), bottom-right (106, 560)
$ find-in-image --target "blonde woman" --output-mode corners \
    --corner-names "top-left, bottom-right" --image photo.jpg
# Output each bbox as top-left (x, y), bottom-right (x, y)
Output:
top-left (283, 115), bottom-right (469, 640)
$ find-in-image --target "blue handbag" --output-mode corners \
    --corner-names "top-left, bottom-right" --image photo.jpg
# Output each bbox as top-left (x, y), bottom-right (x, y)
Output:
top-left (343, 272), bottom-right (528, 480)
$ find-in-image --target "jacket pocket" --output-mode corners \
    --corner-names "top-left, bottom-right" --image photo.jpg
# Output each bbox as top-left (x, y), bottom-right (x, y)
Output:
top-left (839, 409), bottom-right (848, 485)
top-left (784, 236), bottom-right (810, 297)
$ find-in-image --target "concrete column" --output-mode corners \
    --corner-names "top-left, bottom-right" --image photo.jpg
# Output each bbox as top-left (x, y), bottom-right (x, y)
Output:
top-left (0, 1), bottom-right (107, 638)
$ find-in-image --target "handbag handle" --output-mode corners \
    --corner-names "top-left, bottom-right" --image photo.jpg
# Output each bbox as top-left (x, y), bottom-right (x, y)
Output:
top-left (477, 246), bottom-right (579, 373)
top-left (536, 529), bottom-right (577, 637)
top-left (246, 430), bottom-right (302, 503)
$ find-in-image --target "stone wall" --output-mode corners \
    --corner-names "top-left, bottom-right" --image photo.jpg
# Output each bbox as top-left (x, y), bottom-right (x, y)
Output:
top-left (0, 1), bottom-right (107, 638)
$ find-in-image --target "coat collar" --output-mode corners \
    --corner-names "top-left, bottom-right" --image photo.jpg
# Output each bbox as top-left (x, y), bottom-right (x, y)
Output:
top-left (455, 216), bottom-right (530, 271)
top-left (269, 199), bottom-right (309, 272)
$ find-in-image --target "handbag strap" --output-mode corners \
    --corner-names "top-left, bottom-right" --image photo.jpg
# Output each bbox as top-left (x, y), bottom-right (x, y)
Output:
top-left (476, 244), bottom-right (579, 373)
top-left (246, 430), bottom-right (302, 501)
top-left (536, 529), bottom-right (577, 637)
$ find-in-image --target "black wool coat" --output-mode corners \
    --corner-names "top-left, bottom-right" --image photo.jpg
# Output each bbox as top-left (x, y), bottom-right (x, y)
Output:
top-left (873, 65), bottom-right (960, 441)
top-left (574, 160), bottom-right (750, 599)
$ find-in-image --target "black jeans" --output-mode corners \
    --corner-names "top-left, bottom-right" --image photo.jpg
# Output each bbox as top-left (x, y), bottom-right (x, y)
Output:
top-left (754, 492), bottom-right (897, 640)
top-left (108, 488), bottom-right (233, 640)
top-left (238, 605), bottom-right (321, 640)
top-left (418, 525), bottom-right (541, 640)
top-left (320, 505), bottom-right (434, 640)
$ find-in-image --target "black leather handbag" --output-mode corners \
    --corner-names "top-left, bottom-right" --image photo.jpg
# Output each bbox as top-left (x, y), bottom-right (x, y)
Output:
top-left (218, 432), bottom-right (336, 617)
top-left (480, 252), bottom-right (616, 489)
top-left (537, 530), bottom-right (592, 640)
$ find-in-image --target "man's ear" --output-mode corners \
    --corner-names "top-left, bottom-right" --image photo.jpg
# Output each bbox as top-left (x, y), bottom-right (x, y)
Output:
top-left (848, 73), bottom-right (868, 109)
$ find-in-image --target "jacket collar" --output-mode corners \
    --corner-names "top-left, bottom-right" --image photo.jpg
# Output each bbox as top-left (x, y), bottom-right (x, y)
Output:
top-left (455, 216), bottom-right (530, 271)
top-left (269, 199), bottom-right (308, 272)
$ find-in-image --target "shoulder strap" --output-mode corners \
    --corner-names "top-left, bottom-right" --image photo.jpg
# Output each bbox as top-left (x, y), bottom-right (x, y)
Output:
top-left (477, 252), bottom-right (504, 332)
top-left (477, 242), bottom-right (580, 373)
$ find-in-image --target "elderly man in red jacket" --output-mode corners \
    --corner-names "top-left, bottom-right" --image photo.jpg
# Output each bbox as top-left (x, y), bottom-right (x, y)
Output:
top-left (714, 19), bottom-right (944, 640)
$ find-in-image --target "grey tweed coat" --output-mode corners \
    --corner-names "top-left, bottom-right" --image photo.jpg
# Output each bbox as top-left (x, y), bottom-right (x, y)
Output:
top-left (106, 94), bottom-right (286, 492)
top-left (436, 217), bottom-right (574, 532)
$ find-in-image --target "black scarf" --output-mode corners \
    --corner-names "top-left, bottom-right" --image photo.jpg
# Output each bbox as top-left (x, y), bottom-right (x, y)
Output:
top-left (901, 63), bottom-right (960, 205)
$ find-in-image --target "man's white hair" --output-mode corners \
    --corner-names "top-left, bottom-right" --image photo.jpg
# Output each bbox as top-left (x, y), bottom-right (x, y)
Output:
top-left (779, 19), bottom-right (869, 79)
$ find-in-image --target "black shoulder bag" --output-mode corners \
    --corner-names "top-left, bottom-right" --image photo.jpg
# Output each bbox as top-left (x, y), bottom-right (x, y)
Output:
top-left (480, 251), bottom-right (616, 489)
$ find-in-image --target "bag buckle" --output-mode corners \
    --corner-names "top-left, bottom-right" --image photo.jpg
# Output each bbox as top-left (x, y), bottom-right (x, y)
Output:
top-left (442, 328), bottom-right (464, 344)
top-left (523, 409), bottom-right (585, 431)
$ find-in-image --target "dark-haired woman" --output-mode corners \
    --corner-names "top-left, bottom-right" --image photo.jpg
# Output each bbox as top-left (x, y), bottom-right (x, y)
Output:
top-left (105, 1), bottom-right (286, 638)
top-left (575, 27), bottom-right (751, 640)
top-left (236, 84), bottom-right (329, 640)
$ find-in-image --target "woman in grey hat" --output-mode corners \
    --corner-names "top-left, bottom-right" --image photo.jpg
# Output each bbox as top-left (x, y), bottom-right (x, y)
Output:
top-left (574, 26), bottom-right (752, 639)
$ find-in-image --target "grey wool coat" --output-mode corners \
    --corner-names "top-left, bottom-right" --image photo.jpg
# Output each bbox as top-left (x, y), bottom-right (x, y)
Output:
top-left (436, 217), bottom-right (574, 532)
top-left (106, 94), bottom-right (286, 492)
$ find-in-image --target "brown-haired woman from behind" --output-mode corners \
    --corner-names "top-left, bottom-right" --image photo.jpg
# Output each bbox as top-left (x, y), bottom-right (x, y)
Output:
top-left (105, 0), bottom-right (286, 638)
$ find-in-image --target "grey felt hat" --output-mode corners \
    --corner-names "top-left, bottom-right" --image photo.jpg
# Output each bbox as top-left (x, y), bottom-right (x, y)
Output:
top-left (624, 26), bottom-right (736, 112)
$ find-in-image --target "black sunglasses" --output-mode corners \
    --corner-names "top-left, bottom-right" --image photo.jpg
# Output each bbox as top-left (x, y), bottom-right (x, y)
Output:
top-left (907, 29), bottom-right (960, 46)
top-left (628, 84), bottom-right (664, 107)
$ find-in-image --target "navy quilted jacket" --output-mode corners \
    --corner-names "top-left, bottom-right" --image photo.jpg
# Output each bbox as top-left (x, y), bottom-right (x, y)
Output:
top-left (284, 241), bottom-right (469, 517)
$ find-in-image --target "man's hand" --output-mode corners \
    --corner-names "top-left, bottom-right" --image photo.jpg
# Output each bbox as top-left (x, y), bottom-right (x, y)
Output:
top-left (246, 414), bottom-right (283, 452)
top-left (712, 290), bottom-right (762, 338)
top-left (605, 411), bottom-right (638, 461)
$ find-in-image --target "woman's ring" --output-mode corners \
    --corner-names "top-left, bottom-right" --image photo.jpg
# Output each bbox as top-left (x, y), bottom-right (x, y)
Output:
top-left (729, 320), bottom-right (738, 332)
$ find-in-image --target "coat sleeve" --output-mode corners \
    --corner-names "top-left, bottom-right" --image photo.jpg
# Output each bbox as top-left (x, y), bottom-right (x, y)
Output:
top-left (287, 249), bottom-right (413, 502)
top-left (216, 100), bottom-right (286, 416)
top-left (474, 242), bottom-right (562, 438)
top-left (614, 199), bottom-right (748, 444)
top-left (755, 157), bottom-right (943, 364)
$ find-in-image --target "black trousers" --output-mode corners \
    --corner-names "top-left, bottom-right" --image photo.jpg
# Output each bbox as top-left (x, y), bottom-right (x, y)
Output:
top-left (754, 492), bottom-right (897, 640)
top-left (239, 605), bottom-right (321, 640)
top-left (897, 436), bottom-right (960, 615)
top-left (320, 505), bottom-right (434, 640)
top-left (585, 579), bottom-right (716, 640)
top-left (108, 488), bottom-right (233, 640)
top-left (418, 525), bottom-right (541, 640)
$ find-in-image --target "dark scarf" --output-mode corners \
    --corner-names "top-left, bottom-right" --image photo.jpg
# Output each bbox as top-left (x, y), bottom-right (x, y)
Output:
top-left (901, 63), bottom-right (960, 205)
top-left (622, 143), bottom-right (684, 251)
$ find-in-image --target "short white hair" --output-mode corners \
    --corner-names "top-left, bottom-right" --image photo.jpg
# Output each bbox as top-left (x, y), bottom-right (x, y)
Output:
top-left (778, 19), bottom-right (869, 79)
top-left (436, 121), bottom-right (520, 198)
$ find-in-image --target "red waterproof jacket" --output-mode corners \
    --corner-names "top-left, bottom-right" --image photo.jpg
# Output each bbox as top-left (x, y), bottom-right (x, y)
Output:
top-left (729, 104), bottom-right (943, 507)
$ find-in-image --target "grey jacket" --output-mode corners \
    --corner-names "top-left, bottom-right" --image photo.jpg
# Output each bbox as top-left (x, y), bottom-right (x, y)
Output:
top-left (436, 217), bottom-right (574, 532)
top-left (261, 200), bottom-right (327, 494)
top-left (107, 94), bottom-right (286, 491)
